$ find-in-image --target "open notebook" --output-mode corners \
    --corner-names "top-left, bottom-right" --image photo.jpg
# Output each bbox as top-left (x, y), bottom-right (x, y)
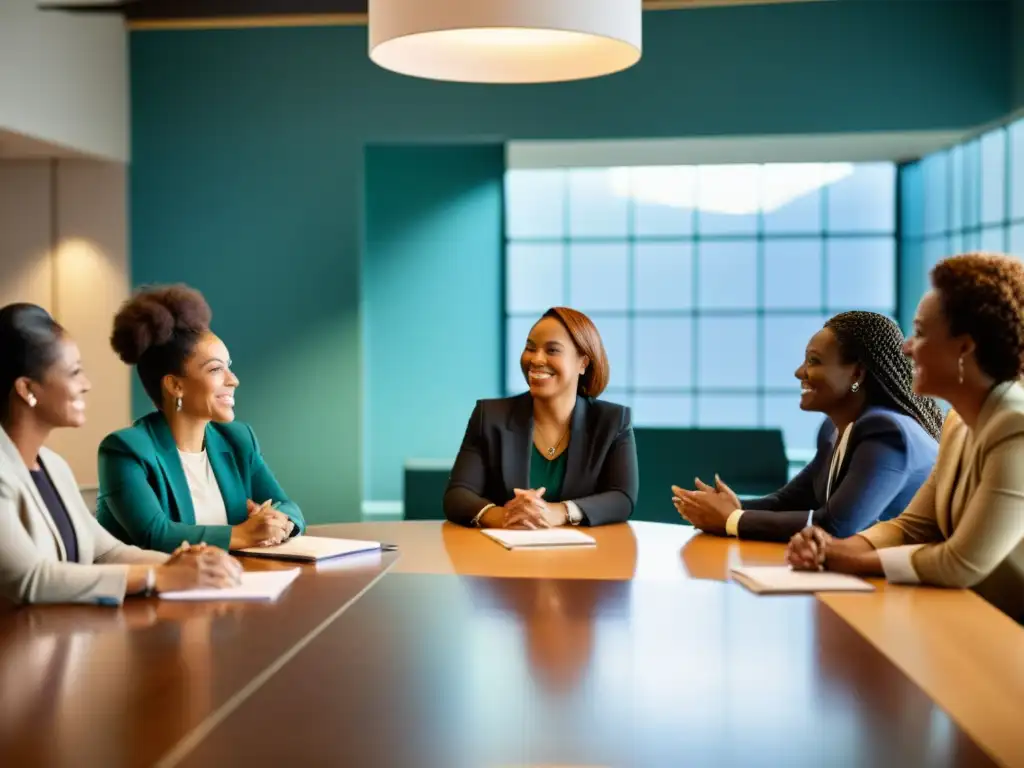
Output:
top-left (482, 528), bottom-right (596, 550)
top-left (730, 566), bottom-right (874, 595)
top-left (233, 536), bottom-right (381, 563)
top-left (159, 568), bottom-right (301, 601)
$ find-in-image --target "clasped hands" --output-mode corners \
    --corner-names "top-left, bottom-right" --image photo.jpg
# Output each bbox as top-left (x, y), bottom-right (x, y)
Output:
top-left (671, 474), bottom-right (740, 536)
top-left (157, 540), bottom-right (242, 592)
top-left (493, 487), bottom-right (568, 529)
top-left (230, 499), bottom-right (294, 549)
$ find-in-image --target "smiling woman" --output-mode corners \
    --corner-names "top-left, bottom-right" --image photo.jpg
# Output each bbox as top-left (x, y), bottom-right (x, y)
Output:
top-left (0, 303), bottom-right (241, 605)
top-left (674, 311), bottom-right (942, 542)
top-left (95, 285), bottom-right (306, 554)
top-left (444, 306), bottom-right (638, 529)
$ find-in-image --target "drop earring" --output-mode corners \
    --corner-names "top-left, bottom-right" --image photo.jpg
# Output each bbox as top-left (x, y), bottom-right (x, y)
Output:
top-left (175, 397), bottom-right (183, 412)
top-left (26, 394), bottom-right (37, 408)
top-left (958, 356), bottom-right (965, 385)
top-left (851, 382), bottom-right (860, 393)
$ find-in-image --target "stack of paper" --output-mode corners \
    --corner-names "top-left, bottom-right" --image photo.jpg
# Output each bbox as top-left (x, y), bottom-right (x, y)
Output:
top-left (159, 568), bottom-right (301, 601)
top-left (481, 528), bottom-right (596, 550)
top-left (233, 536), bottom-right (381, 562)
top-left (730, 566), bottom-right (874, 594)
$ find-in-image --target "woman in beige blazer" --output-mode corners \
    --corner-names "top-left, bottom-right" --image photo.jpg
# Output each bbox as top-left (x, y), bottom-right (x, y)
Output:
top-left (0, 303), bottom-right (241, 606)
top-left (787, 253), bottom-right (1024, 621)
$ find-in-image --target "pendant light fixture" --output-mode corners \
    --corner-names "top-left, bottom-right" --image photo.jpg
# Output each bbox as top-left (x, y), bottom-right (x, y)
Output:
top-left (368, 0), bottom-right (643, 84)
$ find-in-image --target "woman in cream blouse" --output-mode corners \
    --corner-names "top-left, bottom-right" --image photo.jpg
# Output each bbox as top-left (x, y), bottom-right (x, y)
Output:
top-left (0, 303), bottom-right (241, 606)
top-left (787, 253), bottom-right (1024, 622)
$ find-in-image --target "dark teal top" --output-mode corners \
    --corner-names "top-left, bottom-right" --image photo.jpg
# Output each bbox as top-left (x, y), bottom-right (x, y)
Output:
top-left (529, 446), bottom-right (567, 501)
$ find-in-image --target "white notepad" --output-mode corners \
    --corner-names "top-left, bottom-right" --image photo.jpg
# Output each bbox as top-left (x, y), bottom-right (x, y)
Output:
top-left (481, 528), bottom-right (596, 550)
top-left (233, 536), bottom-right (381, 562)
top-left (159, 568), bottom-right (301, 601)
top-left (730, 566), bottom-right (874, 594)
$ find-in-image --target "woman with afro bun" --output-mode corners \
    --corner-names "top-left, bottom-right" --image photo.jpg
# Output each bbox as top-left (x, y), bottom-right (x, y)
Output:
top-left (788, 253), bottom-right (1024, 622)
top-left (96, 285), bottom-right (305, 553)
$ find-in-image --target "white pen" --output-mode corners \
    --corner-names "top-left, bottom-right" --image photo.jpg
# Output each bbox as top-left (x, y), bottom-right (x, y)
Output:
top-left (805, 508), bottom-right (813, 529)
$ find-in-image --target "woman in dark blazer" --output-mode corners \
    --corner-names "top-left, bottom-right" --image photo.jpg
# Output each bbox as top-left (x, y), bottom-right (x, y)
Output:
top-left (96, 285), bottom-right (305, 553)
top-left (674, 312), bottom-right (943, 542)
top-left (445, 307), bottom-right (638, 528)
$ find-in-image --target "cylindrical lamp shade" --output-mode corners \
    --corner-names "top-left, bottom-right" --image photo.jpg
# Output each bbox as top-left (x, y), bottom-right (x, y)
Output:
top-left (368, 0), bottom-right (643, 84)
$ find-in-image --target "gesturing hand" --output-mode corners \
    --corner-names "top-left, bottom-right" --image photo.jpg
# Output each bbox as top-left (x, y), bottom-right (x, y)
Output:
top-left (671, 475), bottom-right (739, 536)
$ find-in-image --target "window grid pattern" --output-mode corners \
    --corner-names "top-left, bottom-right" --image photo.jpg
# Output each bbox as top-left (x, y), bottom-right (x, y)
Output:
top-left (504, 164), bottom-right (897, 454)
top-left (902, 117), bottom-right (1024, 293)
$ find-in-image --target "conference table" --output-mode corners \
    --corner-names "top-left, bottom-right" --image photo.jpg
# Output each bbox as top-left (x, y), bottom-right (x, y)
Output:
top-left (1, 521), bottom-right (1022, 768)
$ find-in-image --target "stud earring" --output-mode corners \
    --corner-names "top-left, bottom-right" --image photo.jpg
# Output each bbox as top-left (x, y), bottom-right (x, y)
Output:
top-left (26, 394), bottom-right (37, 408)
top-left (958, 355), bottom-right (965, 385)
top-left (851, 382), bottom-right (860, 393)
top-left (175, 397), bottom-right (183, 412)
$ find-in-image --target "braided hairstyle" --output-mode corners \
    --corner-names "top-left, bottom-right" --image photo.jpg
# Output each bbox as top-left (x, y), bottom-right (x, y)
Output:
top-left (824, 311), bottom-right (944, 440)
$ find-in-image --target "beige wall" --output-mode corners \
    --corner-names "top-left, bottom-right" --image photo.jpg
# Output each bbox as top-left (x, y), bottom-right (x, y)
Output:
top-left (0, 1), bottom-right (127, 161)
top-left (0, 159), bottom-right (130, 488)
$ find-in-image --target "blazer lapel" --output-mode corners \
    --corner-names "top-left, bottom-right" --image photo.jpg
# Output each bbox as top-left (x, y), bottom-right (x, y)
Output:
top-left (0, 429), bottom-right (66, 558)
top-left (813, 428), bottom-right (838, 503)
top-left (205, 427), bottom-right (247, 524)
top-left (502, 395), bottom-right (532, 500)
top-left (148, 415), bottom-right (197, 525)
top-left (936, 419), bottom-right (968, 538)
top-left (559, 396), bottom-right (589, 501)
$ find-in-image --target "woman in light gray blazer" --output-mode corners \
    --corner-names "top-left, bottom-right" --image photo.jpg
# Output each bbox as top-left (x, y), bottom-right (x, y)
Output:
top-left (0, 303), bottom-right (241, 606)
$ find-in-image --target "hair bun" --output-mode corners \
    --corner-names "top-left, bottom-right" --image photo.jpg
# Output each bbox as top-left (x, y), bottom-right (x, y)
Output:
top-left (110, 285), bottom-right (212, 365)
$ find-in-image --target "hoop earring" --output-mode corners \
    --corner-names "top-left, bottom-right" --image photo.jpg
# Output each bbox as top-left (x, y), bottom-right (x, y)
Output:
top-left (957, 356), bottom-right (965, 385)
top-left (175, 397), bottom-right (183, 412)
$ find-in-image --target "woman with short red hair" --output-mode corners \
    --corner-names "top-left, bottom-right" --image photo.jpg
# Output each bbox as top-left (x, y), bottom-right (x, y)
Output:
top-left (444, 307), bottom-right (638, 528)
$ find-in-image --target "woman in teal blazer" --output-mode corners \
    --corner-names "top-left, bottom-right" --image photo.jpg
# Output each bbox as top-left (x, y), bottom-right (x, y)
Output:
top-left (96, 285), bottom-right (305, 553)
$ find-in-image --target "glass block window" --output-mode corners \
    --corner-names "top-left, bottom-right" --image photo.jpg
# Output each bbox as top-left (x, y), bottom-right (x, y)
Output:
top-left (504, 162), bottom-right (897, 455)
top-left (899, 116), bottom-right (1024, 333)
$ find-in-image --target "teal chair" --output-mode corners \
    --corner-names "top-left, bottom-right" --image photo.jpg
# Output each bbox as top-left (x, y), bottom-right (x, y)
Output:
top-left (633, 427), bottom-right (789, 525)
top-left (403, 459), bottom-right (452, 520)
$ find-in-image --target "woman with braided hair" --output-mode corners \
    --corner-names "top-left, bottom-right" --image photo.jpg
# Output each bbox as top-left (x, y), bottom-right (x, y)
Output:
top-left (673, 311), bottom-right (940, 542)
top-left (789, 253), bottom-right (1024, 622)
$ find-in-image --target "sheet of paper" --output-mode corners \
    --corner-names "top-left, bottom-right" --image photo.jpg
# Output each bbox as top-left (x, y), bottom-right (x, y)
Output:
top-left (159, 568), bottom-right (301, 601)
top-left (234, 536), bottom-right (380, 561)
top-left (482, 528), bottom-right (596, 549)
top-left (730, 566), bottom-right (874, 594)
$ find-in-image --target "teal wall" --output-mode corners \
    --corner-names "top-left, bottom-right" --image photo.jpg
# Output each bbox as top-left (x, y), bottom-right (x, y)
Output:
top-left (363, 144), bottom-right (503, 501)
top-left (1015, 0), bottom-right (1024, 110)
top-left (129, 1), bottom-right (1011, 521)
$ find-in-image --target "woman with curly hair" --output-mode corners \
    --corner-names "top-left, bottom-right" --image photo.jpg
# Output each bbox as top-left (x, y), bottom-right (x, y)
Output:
top-left (788, 253), bottom-right (1024, 621)
top-left (674, 311), bottom-right (942, 541)
top-left (96, 285), bottom-right (305, 553)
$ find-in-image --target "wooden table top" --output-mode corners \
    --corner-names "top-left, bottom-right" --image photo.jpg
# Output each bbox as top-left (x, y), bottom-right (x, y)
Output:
top-left (0, 520), bottom-right (1020, 768)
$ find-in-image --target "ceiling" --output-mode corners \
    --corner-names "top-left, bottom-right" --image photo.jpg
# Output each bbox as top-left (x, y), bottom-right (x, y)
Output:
top-left (43, 0), bottom-right (825, 29)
